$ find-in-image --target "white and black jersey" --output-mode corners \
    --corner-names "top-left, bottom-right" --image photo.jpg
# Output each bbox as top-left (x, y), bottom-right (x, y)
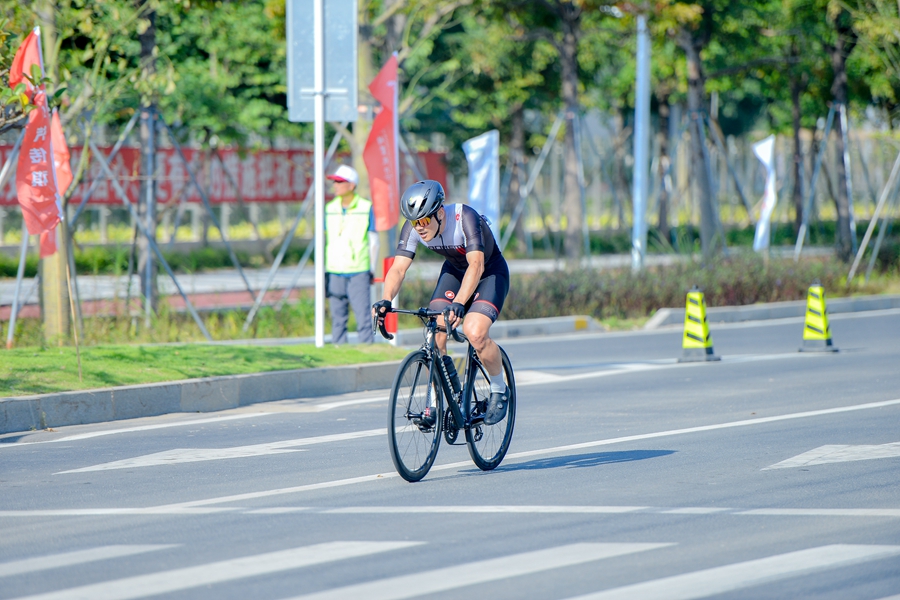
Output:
top-left (396, 203), bottom-right (502, 271)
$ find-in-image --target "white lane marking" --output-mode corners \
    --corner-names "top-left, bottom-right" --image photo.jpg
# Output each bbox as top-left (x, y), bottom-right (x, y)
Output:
top-left (764, 442), bottom-right (900, 470)
top-left (563, 544), bottom-right (900, 600)
top-left (5, 505), bottom-right (900, 519)
top-left (151, 396), bottom-right (900, 509)
top-left (285, 543), bottom-right (672, 600)
top-left (10, 541), bottom-right (421, 600)
top-left (658, 508), bottom-right (731, 514)
top-left (55, 429), bottom-right (385, 474)
top-left (245, 507), bottom-right (312, 514)
top-left (0, 545), bottom-right (175, 578)
top-left (0, 414), bottom-right (268, 448)
top-left (0, 508), bottom-right (237, 516)
top-left (314, 395), bottom-right (385, 411)
top-left (324, 505), bottom-right (648, 514)
top-left (739, 508), bottom-right (900, 518)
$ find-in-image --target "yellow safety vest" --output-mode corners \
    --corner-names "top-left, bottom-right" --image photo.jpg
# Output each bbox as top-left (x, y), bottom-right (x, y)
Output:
top-left (325, 194), bottom-right (373, 274)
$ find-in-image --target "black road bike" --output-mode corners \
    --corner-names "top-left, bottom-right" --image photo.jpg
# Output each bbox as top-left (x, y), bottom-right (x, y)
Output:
top-left (375, 308), bottom-right (517, 482)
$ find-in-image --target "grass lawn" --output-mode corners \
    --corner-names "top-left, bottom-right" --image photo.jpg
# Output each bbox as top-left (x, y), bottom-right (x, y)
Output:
top-left (0, 343), bottom-right (410, 398)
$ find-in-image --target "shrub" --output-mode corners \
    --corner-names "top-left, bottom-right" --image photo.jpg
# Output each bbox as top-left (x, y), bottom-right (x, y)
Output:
top-left (398, 254), bottom-right (856, 321)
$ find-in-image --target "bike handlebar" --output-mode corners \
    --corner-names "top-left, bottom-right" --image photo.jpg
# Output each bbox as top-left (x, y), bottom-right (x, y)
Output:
top-left (372, 307), bottom-right (467, 343)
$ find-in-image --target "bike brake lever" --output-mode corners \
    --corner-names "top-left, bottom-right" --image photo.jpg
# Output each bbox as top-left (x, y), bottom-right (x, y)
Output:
top-left (442, 308), bottom-right (465, 343)
top-left (375, 311), bottom-right (394, 341)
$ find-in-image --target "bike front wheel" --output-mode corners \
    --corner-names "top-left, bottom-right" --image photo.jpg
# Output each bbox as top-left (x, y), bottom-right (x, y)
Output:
top-left (387, 350), bottom-right (443, 482)
top-left (465, 346), bottom-right (516, 471)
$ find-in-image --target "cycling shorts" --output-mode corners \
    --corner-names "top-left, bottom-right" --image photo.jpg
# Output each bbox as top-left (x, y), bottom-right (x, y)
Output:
top-left (427, 257), bottom-right (510, 322)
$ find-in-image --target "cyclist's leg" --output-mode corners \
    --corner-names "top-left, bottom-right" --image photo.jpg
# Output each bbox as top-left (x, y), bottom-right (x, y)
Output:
top-left (462, 262), bottom-right (510, 373)
top-left (462, 312), bottom-right (501, 374)
top-left (428, 262), bottom-right (464, 356)
top-left (463, 263), bottom-right (510, 425)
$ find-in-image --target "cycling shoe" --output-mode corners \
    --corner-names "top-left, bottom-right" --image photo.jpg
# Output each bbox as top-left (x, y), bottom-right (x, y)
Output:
top-left (483, 386), bottom-right (509, 425)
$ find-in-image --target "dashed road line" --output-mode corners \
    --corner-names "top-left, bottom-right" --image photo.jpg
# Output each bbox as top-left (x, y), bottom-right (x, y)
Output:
top-left (563, 544), bottom-right (900, 600)
top-left (0, 545), bottom-right (176, 578)
top-left (284, 543), bottom-right (672, 600)
top-left (9, 541), bottom-right (420, 600)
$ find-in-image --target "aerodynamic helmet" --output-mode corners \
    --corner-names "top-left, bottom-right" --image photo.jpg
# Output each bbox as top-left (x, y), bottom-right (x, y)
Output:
top-left (400, 180), bottom-right (445, 221)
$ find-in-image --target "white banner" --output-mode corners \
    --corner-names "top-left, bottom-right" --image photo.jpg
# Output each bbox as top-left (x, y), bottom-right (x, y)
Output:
top-left (752, 135), bottom-right (777, 252)
top-left (462, 130), bottom-right (500, 239)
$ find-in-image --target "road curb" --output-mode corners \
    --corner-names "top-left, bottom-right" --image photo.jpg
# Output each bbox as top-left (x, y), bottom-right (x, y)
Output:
top-left (644, 294), bottom-right (900, 329)
top-left (0, 315), bottom-right (598, 435)
top-left (0, 361), bottom-right (400, 435)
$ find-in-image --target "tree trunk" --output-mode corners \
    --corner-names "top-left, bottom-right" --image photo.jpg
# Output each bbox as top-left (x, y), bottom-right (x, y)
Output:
top-left (36, 0), bottom-right (70, 345)
top-left (137, 5), bottom-right (158, 314)
top-left (790, 69), bottom-right (804, 235)
top-left (559, 8), bottom-right (582, 264)
top-left (829, 11), bottom-right (857, 261)
top-left (508, 105), bottom-right (528, 254)
top-left (680, 33), bottom-right (718, 258)
top-left (656, 96), bottom-right (671, 242)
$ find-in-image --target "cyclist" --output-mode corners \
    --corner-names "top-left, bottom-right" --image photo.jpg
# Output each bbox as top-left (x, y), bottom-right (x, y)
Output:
top-left (373, 180), bottom-right (510, 426)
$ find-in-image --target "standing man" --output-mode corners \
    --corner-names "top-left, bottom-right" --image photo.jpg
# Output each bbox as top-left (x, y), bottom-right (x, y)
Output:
top-left (325, 165), bottom-right (379, 344)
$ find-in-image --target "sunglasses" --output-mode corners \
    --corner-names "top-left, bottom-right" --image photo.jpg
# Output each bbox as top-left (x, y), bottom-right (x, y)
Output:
top-left (411, 216), bottom-right (433, 228)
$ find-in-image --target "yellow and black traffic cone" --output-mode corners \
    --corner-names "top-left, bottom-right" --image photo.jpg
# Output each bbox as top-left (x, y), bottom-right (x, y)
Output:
top-left (799, 280), bottom-right (838, 352)
top-left (678, 286), bottom-right (720, 362)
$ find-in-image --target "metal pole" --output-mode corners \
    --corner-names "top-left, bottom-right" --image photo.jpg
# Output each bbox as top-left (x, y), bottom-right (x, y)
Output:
top-left (397, 130), bottom-right (426, 180)
top-left (865, 183), bottom-right (900, 282)
top-left (274, 240), bottom-right (315, 310)
top-left (314, 0), bottom-right (326, 347)
top-left (847, 149), bottom-right (900, 281)
top-left (156, 117), bottom-right (257, 301)
top-left (71, 112), bottom-right (140, 225)
top-left (0, 130), bottom-right (25, 191)
top-left (89, 138), bottom-right (212, 341)
top-left (143, 108), bottom-right (156, 329)
top-left (631, 14), bottom-right (650, 271)
top-left (6, 223), bottom-right (29, 349)
top-left (501, 110), bottom-right (565, 251)
top-left (794, 104), bottom-right (836, 261)
top-left (241, 127), bottom-right (345, 332)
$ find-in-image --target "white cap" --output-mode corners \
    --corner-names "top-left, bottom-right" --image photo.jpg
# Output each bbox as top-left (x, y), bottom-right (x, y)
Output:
top-left (326, 164), bottom-right (359, 186)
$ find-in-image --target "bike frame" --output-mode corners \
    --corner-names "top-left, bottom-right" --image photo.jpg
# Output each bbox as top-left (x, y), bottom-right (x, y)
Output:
top-left (389, 308), bottom-right (485, 432)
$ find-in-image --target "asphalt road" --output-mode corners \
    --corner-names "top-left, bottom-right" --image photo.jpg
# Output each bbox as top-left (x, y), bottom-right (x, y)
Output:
top-left (1, 309), bottom-right (899, 599)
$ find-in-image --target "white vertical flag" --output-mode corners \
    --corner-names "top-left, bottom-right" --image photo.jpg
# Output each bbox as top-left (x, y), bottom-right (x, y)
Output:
top-left (462, 130), bottom-right (500, 239)
top-left (752, 135), bottom-right (777, 252)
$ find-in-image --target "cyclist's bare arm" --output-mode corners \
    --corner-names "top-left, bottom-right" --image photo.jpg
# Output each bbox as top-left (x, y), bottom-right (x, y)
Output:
top-left (380, 255), bottom-right (413, 305)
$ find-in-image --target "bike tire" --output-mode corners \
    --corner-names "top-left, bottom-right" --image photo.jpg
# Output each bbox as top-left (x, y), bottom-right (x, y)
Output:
top-left (387, 350), bottom-right (443, 482)
top-left (465, 346), bottom-right (516, 471)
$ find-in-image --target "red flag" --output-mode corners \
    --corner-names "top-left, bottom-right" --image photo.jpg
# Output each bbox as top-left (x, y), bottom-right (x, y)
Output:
top-left (51, 109), bottom-right (72, 194)
top-left (364, 54), bottom-right (400, 231)
top-left (16, 90), bottom-right (61, 252)
top-left (9, 28), bottom-right (41, 94)
top-left (11, 27), bottom-right (61, 257)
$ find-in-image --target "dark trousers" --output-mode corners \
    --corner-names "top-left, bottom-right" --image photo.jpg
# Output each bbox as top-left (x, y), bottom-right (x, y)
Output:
top-left (327, 272), bottom-right (374, 344)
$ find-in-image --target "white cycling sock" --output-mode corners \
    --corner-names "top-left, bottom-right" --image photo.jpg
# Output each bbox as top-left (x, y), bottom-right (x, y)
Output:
top-left (489, 371), bottom-right (506, 393)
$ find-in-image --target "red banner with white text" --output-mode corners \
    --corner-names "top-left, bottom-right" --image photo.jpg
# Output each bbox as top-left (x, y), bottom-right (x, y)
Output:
top-left (0, 147), bottom-right (446, 208)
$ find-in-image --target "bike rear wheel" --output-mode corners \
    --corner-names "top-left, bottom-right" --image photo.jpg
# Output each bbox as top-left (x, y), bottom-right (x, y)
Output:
top-left (387, 350), bottom-right (443, 482)
top-left (465, 346), bottom-right (516, 471)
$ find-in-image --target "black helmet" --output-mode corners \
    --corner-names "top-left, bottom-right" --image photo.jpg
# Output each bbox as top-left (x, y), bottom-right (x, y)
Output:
top-left (400, 180), bottom-right (445, 221)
